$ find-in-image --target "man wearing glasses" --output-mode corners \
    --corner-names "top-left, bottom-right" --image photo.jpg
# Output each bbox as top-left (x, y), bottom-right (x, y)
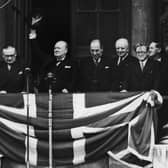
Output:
top-left (123, 43), bottom-right (160, 91)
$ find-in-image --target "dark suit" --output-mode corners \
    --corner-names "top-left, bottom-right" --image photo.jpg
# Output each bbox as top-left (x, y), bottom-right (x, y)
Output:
top-left (157, 56), bottom-right (168, 95)
top-left (124, 58), bottom-right (160, 91)
top-left (39, 58), bottom-right (77, 93)
top-left (0, 61), bottom-right (25, 93)
top-left (112, 55), bottom-right (137, 91)
top-left (77, 57), bottom-right (115, 92)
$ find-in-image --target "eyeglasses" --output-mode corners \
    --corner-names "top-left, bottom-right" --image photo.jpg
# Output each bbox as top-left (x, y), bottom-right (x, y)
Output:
top-left (136, 51), bottom-right (147, 54)
top-left (3, 54), bottom-right (16, 57)
top-left (90, 49), bottom-right (100, 52)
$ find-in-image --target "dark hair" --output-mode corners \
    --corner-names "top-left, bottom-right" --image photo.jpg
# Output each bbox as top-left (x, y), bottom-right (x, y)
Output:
top-left (151, 41), bottom-right (162, 49)
top-left (134, 43), bottom-right (148, 51)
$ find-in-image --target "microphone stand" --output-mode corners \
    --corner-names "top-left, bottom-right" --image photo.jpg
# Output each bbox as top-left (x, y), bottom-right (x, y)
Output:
top-left (47, 72), bottom-right (54, 168)
top-left (25, 67), bottom-right (31, 168)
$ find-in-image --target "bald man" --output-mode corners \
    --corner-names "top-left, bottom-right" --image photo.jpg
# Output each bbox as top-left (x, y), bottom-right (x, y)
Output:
top-left (112, 38), bottom-right (137, 91)
top-left (39, 40), bottom-right (77, 93)
top-left (0, 46), bottom-right (28, 93)
top-left (77, 39), bottom-right (115, 92)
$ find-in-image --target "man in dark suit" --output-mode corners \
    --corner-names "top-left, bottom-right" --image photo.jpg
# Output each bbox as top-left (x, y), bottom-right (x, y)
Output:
top-left (148, 41), bottom-right (168, 95)
top-left (39, 40), bottom-right (77, 93)
top-left (148, 41), bottom-right (168, 142)
top-left (124, 43), bottom-right (160, 91)
top-left (112, 38), bottom-right (137, 91)
top-left (0, 46), bottom-right (30, 93)
top-left (77, 39), bottom-right (114, 92)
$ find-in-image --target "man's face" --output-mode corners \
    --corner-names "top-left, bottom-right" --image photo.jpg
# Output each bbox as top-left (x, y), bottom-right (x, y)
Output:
top-left (115, 40), bottom-right (129, 58)
top-left (54, 41), bottom-right (67, 60)
top-left (149, 42), bottom-right (161, 57)
top-left (136, 46), bottom-right (148, 61)
top-left (3, 54), bottom-right (16, 64)
top-left (2, 47), bottom-right (17, 64)
top-left (90, 41), bottom-right (103, 59)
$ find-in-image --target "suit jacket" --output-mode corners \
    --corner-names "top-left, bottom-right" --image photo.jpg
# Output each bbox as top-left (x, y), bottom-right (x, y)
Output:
top-left (111, 55), bottom-right (137, 91)
top-left (39, 58), bottom-right (77, 93)
top-left (124, 58), bottom-right (160, 91)
top-left (156, 56), bottom-right (168, 95)
top-left (77, 57), bottom-right (115, 92)
top-left (0, 61), bottom-right (25, 93)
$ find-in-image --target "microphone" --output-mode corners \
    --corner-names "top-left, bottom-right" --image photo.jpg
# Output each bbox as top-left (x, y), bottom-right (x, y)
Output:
top-left (46, 72), bottom-right (55, 91)
top-left (46, 72), bottom-right (55, 83)
top-left (24, 67), bottom-right (31, 76)
top-left (25, 67), bottom-right (31, 72)
top-left (47, 72), bottom-right (54, 78)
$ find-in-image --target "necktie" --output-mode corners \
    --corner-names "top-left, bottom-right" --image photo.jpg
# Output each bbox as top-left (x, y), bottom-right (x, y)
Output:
top-left (140, 61), bottom-right (144, 71)
top-left (94, 58), bottom-right (99, 66)
top-left (7, 64), bottom-right (11, 71)
top-left (117, 57), bottom-right (121, 65)
top-left (56, 61), bottom-right (61, 67)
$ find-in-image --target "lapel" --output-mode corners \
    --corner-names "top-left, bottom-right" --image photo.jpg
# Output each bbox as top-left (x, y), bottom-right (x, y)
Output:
top-left (91, 57), bottom-right (103, 69)
top-left (118, 55), bottom-right (129, 67)
top-left (113, 57), bottom-right (118, 66)
top-left (142, 59), bottom-right (151, 73)
top-left (135, 61), bottom-right (143, 74)
top-left (6, 62), bottom-right (17, 72)
top-left (56, 59), bottom-right (67, 69)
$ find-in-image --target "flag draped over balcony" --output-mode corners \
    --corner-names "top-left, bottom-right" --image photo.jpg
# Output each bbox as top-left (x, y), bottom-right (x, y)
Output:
top-left (0, 91), bottom-right (161, 167)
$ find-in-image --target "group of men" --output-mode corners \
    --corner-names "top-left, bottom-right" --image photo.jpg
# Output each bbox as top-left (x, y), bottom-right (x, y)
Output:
top-left (0, 37), bottom-right (168, 95)
top-left (76, 38), bottom-right (168, 94)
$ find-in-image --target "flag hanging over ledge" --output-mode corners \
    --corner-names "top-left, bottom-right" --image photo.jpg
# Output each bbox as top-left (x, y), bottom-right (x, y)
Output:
top-left (0, 91), bottom-right (162, 168)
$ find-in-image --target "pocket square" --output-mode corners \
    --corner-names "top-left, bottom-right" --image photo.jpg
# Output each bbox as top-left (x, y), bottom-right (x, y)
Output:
top-left (18, 71), bottom-right (23, 75)
top-left (105, 66), bottom-right (110, 69)
top-left (65, 65), bottom-right (71, 69)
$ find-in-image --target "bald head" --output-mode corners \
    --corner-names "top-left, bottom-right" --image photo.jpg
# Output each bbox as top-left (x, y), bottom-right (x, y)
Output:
top-left (115, 38), bottom-right (129, 58)
top-left (54, 41), bottom-right (68, 60)
top-left (90, 39), bottom-right (103, 59)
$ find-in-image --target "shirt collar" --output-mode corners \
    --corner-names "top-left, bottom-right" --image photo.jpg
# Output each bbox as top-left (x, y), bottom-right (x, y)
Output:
top-left (93, 57), bottom-right (101, 64)
top-left (56, 55), bottom-right (66, 62)
top-left (119, 53), bottom-right (128, 61)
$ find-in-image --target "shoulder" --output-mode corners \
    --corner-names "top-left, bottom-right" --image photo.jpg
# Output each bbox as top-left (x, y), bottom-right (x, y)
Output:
top-left (79, 57), bottom-right (92, 65)
top-left (110, 56), bottom-right (118, 64)
top-left (147, 58), bottom-right (160, 68)
top-left (0, 61), bottom-right (5, 70)
top-left (11, 61), bottom-right (24, 70)
top-left (0, 61), bottom-right (5, 66)
top-left (128, 55), bottom-right (138, 62)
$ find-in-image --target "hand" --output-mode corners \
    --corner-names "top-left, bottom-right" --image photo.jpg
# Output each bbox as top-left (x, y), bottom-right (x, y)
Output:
top-left (29, 29), bottom-right (37, 39)
top-left (62, 88), bottom-right (68, 93)
top-left (32, 16), bottom-right (42, 26)
top-left (145, 90), bottom-right (163, 107)
top-left (120, 89), bottom-right (127, 92)
top-left (0, 90), bottom-right (7, 94)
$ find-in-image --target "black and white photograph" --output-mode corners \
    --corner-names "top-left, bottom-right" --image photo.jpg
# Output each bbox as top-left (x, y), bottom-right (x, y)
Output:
top-left (0, 0), bottom-right (168, 168)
